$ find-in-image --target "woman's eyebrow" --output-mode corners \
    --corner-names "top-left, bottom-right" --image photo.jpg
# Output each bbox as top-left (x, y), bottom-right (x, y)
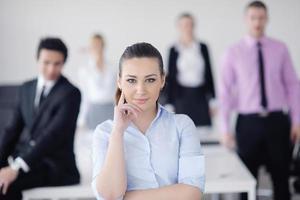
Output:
top-left (124, 74), bottom-right (158, 78)
top-left (145, 74), bottom-right (158, 78)
top-left (125, 75), bottom-right (137, 78)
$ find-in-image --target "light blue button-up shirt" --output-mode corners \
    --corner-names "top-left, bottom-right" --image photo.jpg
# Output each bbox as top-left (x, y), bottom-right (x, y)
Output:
top-left (91, 104), bottom-right (205, 199)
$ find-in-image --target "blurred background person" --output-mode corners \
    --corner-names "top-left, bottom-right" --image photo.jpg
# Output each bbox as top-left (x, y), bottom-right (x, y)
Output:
top-left (77, 34), bottom-right (116, 130)
top-left (219, 1), bottom-right (300, 200)
top-left (165, 13), bottom-right (216, 131)
top-left (0, 38), bottom-right (81, 200)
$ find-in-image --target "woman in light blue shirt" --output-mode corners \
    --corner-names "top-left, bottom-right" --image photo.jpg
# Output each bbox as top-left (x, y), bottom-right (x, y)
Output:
top-left (92, 42), bottom-right (205, 200)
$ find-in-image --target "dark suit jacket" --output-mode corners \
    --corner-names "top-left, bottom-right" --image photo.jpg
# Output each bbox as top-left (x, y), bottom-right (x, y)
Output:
top-left (0, 75), bottom-right (81, 185)
top-left (165, 42), bottom-right (215, 104)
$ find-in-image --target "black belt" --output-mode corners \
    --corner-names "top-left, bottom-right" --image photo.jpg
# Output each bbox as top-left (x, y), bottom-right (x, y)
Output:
top-left (238, 110), bottom-right (286, 118)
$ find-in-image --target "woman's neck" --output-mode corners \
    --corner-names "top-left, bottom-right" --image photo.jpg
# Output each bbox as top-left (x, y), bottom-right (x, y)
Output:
top-left (132, 104), bottom-right (158, 134)
top-left (180, 36), bottom-right (194, 47)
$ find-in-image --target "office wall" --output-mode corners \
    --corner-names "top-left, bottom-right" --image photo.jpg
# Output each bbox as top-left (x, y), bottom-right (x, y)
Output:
top-left (0, 0), bottom-right (299, 88)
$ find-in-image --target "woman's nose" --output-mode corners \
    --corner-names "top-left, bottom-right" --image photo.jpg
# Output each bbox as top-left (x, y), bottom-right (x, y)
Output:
top-left (136, 83), bottom-right (146, 94)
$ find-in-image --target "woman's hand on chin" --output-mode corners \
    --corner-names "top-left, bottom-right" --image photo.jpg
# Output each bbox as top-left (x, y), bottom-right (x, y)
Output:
top-left (113, 92), bottom-right (142, 134)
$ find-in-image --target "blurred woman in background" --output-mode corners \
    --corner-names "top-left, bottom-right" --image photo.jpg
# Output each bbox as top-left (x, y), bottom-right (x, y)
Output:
top-left (165, 13), bottom-right (216, 129)
top-left (78, 34), bottom-right (116, 130)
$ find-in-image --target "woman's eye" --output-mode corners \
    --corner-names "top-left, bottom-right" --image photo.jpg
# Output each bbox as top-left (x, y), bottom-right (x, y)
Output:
top-left (146, 78), bottom-right (156, 83)
top-left (127, 79), bottom-right (136, 83)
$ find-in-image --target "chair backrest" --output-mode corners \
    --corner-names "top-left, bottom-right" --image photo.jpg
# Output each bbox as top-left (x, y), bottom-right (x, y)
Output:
top-left (0, 85), bottom-right (20, 137)
top-left (86, 103), bottom-right (114, 130)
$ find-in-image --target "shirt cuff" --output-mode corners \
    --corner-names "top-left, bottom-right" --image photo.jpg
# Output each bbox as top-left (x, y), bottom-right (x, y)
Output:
top-left (291, 112), bottom-right (300, 127)
top-left (209, 99), bottom-right (218, 109)
top-left (178, 155), bottom-right (205, 192)
top-left (8, 156), bottom-right (30, 173)
top-left (219, 119), bottom-right (230, 134)
top-left (15, 157), bottom-right (30, 173)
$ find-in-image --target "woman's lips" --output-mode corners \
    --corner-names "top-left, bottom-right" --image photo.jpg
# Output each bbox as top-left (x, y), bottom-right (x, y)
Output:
top-left (133, 98), bottom-right (149, 104)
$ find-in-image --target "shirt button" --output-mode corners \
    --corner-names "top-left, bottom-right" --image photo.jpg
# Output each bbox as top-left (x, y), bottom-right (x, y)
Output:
top-left (29, 140), bottom-right (36, 146)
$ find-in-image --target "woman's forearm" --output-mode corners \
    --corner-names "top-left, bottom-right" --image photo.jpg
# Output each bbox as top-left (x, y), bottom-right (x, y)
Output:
top-left (95, 129), bottom-right (127, 199)
top-left (124, 184), bottom-right (202, 200)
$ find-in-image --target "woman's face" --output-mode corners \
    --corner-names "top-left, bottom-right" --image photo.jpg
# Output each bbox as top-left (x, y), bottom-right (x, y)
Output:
top-left (118, 57), bottom-right (165, 112)
top-left (89, 38), bottom-right (104, 59)
top-left (178, 17), bottom-right (194, 41)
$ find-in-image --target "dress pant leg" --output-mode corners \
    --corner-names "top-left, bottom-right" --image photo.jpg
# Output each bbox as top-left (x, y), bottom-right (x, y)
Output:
top-left (236, 115), bottom-right (266, 200)
top-left (265, 113), bottom-right (291, 200)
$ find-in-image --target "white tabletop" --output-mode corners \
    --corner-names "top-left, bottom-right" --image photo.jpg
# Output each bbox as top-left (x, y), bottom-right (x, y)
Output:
top-left (203, 145), bottom-right (256, 197)
top-left (196, 127), bottom-right (220, 144)
top-left (23, 131), bottom-right (257, 200)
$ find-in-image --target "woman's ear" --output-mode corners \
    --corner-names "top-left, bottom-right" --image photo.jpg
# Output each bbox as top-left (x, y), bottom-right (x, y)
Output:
top-left (161, 74), bottom-right (166, 90)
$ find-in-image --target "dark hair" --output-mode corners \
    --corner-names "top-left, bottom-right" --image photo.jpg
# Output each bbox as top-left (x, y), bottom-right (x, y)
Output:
top-left (246, 1), bottom-right (267, 12)
top-left (37, 37), bottom-right (68, 63)
top-left (92, 33), bottom-right (105, 47)
top-left (177, 12), bottom-right (195, 25)
top-left (115, 42), bottom-right (165, 104)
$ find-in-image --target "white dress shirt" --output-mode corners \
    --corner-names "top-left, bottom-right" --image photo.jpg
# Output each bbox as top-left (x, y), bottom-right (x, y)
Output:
top-left (78, 60), bottom-right (117, 126)
top-left (34, 75), bottom-right (57, 108)
top-left (92, 104), bottom-right (205, 200)
top-left (175, 41), bottom-right (205, 88)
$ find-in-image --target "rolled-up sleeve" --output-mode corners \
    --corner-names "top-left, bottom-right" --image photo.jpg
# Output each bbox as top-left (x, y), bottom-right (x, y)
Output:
top-left (219, 47), bottom-right (237, 134)
top-left (177, 115), bottom-right (205, 193)
top-left (91, 121), bottom-right (111, 200)
top-left (281, 44), bottom-right (300, 126)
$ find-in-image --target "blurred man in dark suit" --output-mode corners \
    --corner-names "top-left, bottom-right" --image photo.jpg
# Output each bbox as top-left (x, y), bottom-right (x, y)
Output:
top-left (0, 37), bottom-right (81, 200)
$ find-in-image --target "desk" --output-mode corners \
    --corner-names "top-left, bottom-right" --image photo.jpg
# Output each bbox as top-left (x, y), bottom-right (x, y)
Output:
top-left (203, 145), bottom-right (256, 200)
top-left (23, 131), bottom-right (256, 200)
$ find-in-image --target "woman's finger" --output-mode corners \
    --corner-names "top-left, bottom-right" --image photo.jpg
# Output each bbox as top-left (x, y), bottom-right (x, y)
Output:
top-left (120, 106), bottom-right (139, 118)
top-left (127, 103), bottom-right (143, 113)
top-left (120, 104), bottom-right (141, 117)
top-left (120, 107), bottom-right (138, 118)
top-left (118, 91), bottom-right (125, 106)
top-left (123, 104), bottom-right (142, 114)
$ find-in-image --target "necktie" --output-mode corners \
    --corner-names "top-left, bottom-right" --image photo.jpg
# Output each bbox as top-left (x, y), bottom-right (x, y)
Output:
top-left (38, 85), bottom-right (46, 107)
top-left (257, 42), bottom-right (268, 109)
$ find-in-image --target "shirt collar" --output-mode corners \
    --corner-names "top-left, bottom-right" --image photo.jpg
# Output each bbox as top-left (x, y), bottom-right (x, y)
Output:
top-left (244, 34), bottom-right (268, 47)
top-left (175, 40), bottom-right (198, 52)
top-left (146, 104), bottom-right (170, 130)
top-left (128, 103), bottom-right (166, 134)
top-left (153, 103), bottom-right (165, 122)
top-left (37, 74), bottom-right (57, 90)
top-left (142, 103), bottom-right (165, 125)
